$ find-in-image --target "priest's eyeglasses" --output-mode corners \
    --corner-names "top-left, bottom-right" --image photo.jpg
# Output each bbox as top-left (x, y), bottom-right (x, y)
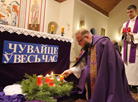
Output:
top-left (78, 36), bottom-right (86, 42)
top-left (127, 10), bottom-right (134, 14)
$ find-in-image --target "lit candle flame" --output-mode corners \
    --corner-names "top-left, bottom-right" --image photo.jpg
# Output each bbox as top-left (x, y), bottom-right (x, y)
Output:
top-left (50, 71), bottom-right (54, 78)
top-left (51, 71), bottom-right (53, 75)
top-left (46, 74), bottom-right (49, 76)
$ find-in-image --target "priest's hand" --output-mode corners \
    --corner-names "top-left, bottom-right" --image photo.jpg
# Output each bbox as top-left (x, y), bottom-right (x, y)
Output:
top-left (122, 32), bottom-right (127, 36)
top-left (128, 32), bottom-right (133, 37)
top-left (61, 69), bottom-right (73, 78)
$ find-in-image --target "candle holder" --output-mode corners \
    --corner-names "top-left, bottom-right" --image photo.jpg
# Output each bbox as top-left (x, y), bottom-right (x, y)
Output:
top-left (61, 33), bottom-right (64, 36)
top-left (123, 28), bottom-right (126, 33)
top-left (60, 75), bottom-right (64, 84)
top-left (127, 27), bottom-right (131, 32)
top-left (51, 31), bottom-right (54, 34)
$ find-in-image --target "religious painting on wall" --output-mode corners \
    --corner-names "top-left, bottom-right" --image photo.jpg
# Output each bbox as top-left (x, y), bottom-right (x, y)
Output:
top-left (28, 0), bottom-right (42, 31)
top-left (101, 28), bottom-right (105, 36)
top-left (118, 26), bottom-right (122, 37)
top-left (80, 20), bottom-right (84, 28)
top-left (0, 0), bottom-right (21, 27)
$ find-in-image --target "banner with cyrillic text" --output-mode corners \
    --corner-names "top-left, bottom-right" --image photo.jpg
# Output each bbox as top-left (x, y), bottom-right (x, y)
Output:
top-left (2, 40), bottom-right (59, 63)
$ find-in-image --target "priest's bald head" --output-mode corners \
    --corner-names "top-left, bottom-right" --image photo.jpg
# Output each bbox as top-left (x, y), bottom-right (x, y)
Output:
top-left (75, 28), bottom-right (92, 50)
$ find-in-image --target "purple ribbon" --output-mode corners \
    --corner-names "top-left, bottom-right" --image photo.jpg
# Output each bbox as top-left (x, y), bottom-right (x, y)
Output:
top-left (123, 16), bottom-right (138, 63)
top-left (123, 39), bottom-right (127, 62)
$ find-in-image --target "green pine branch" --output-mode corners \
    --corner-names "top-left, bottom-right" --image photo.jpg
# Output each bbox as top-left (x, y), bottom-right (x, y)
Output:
top-left (21, 73), bottom-right (74, 102)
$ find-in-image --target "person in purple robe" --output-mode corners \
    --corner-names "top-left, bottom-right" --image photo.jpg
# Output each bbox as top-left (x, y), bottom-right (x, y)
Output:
top-left (121, 5), bottom-right (138, 94)
top-left (62, 28), bottom-right (135, 102)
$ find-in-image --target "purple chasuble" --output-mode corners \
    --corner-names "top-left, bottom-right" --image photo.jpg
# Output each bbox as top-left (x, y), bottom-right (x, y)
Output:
top-left (77, 35), bottom-right (135, 102)
top-left (123, 16), bottom-right (138, 63)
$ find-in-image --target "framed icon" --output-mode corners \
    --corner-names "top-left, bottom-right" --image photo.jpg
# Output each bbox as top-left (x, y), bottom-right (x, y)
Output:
top-left (101, 28), bottom-right (105, 36)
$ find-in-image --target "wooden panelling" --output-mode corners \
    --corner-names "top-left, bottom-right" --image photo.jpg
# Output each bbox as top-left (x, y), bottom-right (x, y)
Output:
top-left (89, 0), bottom-right (121, 12)
top-left (81, 0), bottom-right (109, 16)
top-left (54, 0), bottom-right (66, 3)
top-left (54, 0), bottom-right (121, 17)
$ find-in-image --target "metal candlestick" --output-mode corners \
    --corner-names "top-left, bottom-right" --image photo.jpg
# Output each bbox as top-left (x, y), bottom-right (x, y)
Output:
top-left (61, 33), bottom-right (64, 36)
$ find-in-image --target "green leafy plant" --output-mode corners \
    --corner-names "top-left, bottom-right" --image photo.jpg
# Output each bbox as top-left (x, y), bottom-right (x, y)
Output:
top-left (21, 73), bottom-right (74, 102)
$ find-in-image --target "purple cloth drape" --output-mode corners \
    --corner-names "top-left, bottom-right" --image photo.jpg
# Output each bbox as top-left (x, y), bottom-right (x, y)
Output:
top-left (0, 92), bottom-right (25, 102)
top-left (0, 90), bottom-right (79, 102)
top-left (0, 31), bottom-right (71, 88)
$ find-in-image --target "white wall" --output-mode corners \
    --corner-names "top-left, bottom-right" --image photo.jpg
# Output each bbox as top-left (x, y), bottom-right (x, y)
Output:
top-left (44, 0), bottom-right (60, 33)
top-left (58, 0), bottom-right (74, 37)
top-left (108, 0), bottom-right (138, 43)
top-left (44, 0), bottom-right (75, 67)
top-left (70, 0), bottom-right (109, 64)
top-left (73, 0), bottom-right (108, 36)
top-left (18, 0), bottom-right (26, 28)
top-left (44, 0), bottom-right (74, 37)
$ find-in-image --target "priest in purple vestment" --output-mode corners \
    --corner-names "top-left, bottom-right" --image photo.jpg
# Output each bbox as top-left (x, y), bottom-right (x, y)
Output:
top-left (62, 28), bottom-right (135, 102)
top-left (121, 5), bottom-right (138, 94)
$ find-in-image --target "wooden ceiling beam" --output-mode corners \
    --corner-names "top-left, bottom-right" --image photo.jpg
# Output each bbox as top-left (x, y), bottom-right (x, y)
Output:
top-left (54, 0), bottom-right (121, 17)
top-left (54, 0), bottom-right (66, 3)
top-left (81, 0), bottom-right (109, 17)
top-left (89, 0), bottom-right (121, 12)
